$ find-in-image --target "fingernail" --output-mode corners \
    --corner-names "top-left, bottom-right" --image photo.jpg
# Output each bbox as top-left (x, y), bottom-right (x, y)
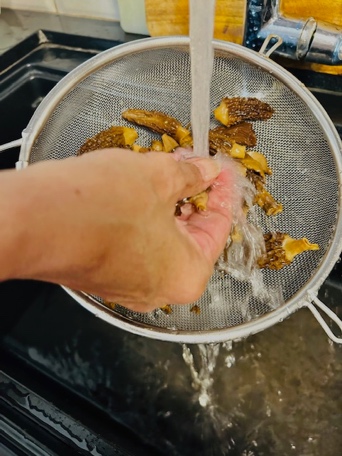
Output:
top-left (194, 158), bottom-right (221, 182)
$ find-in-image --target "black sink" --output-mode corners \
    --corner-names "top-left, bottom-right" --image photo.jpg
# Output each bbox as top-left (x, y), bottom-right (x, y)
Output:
top-left (0, 75), bottom-right (57, 168)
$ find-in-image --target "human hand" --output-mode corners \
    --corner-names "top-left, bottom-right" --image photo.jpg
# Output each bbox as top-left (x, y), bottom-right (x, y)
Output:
top-left (0, 148), bottom-right (237, 312)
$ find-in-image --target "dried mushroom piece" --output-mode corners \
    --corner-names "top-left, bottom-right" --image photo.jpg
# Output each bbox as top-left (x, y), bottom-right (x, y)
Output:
top-left (258, 232), bottom-right (319, 270)
top-left (240, 154), bottom-right (268, 178)
top-left (175, 190), bottom-right (209, 215)
top-left (160, 304), bottom-right (172, 315)
top-left (214, 97), bottom-right (274, 127)
top-left (208, 131), bottom-right (245, 159)
top-left (188, 190), bottom-right (209, 211)
top-left (190, 305), bottom-right (201, 314)
top-left (230, 143), bottom-right (246, 159)
top-left (78, 126), bottom-right (138, 155)
top-left (132, 144), bottom-right (150, 153)
top-left (122, 109), bottom-right (193, 147)
top-left (254, 188), bottom-right (283, 216)
top-left (247, 170), bottom-right (283, 216)
top-left (103, 300), bottom-right (117, 310)
top-left (218, 123), bottom-right (257, 147)
top-left (162, 134), bottom-right (179, 152)
top-left (151, 140), bottom-right (164, 151)
top-left (208, 123), bottom-right (257, 158)
top-left (209, 127), bottom-right (233, 156)
top-left (246, 151), bottom-right (272, 175)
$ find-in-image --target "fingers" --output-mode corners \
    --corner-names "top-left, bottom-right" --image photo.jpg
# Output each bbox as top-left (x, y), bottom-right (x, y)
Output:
top-left (79, 148), bottom-right (221, 206)
top-left (177, 166), bottom-right (237, 265)
top-left (172, 157), bottom-right (221, 201)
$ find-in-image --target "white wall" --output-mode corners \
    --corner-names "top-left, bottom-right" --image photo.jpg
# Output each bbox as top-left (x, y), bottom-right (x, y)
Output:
top-left (1, 0), bottom-right (120, 21)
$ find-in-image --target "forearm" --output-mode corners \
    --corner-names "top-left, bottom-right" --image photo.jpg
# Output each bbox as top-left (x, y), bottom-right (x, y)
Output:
top-left (0, 149), bottom-right (232, 312)
top-left (0, 154), bottom-right (126, 284)
top-left (0, 152), bottom-right (167, 290)
top-left (0, 164), bottom-right (70, 282)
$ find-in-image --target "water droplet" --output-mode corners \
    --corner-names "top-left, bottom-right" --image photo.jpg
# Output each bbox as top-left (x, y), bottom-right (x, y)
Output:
top-left (199, 392), bottom-right (210, 407)
top-left (225, 354), bottom-right (236, 368)
top-left (223, 340), bottom-right (233, 351)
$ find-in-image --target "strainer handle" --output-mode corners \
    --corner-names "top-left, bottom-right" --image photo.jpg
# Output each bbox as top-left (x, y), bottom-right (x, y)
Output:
top-left (258, 34), bottom-right (283, 57)
top-left (0, 138), bottom-right (22, 153)
top-left (306, 292), bottom-right (342, 344)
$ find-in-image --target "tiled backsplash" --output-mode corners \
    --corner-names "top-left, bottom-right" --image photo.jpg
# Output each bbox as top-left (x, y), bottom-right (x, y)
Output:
top-left (1, 0), bottom-right (121, 21)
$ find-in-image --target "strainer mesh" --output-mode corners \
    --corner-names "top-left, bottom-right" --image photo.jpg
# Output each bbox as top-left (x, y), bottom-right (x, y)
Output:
top-left (29, 45), bottom-right (339, 333)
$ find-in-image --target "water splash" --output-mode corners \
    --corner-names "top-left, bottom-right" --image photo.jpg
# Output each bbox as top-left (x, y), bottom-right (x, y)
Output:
top-left (213, 154), bottom-right (284, 311)
top-left (182, 343), bottom-right (220, 407)
top-left (214, 155), bottom-right (265, 281)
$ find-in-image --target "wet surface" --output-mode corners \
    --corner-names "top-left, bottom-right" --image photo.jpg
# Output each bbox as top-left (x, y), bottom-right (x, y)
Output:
top-left (1, 281), bottom-right (341, 456)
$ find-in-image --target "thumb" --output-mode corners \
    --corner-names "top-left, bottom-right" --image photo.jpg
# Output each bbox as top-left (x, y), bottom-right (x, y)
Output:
top-left (174, 157), bottom-right (221, 201)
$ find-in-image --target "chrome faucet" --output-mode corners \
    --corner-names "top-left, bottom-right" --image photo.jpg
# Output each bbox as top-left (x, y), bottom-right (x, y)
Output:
top-left (244, 0), bottom-right (342, 64)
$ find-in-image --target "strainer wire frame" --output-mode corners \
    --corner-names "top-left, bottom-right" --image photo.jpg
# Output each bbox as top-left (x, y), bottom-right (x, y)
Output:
top-left (17, 36), bottom-right (342, 344)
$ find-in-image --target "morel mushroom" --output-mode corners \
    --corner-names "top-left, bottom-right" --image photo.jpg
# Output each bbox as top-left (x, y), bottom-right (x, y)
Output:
top-left (258, 232), bottom-right (319, 270)
top-left (209, 127), bottom-right (245, 158)
top-left (78, 126), bottom-right (138, 155)
top-left (122, 109), bottom-right (193, 147)
top-left (214, 97), bottom-right (274, 127)
top-left (247, 169), bottom-right (283, 216)
top-left (188, 190), bottom-right (209, 211)
top-left (218, 122), bottom-right (257, 146)
top-left (208, 123), bottom-right (257, 157)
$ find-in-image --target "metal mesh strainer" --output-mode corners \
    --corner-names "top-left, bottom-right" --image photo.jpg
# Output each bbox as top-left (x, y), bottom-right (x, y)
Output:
top-left (17, 37), bottom-right (342, 343)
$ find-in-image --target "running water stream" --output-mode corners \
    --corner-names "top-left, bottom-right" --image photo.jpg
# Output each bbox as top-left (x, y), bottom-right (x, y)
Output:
top-left (188, 0), bottom-right (268, 289)
top-left (185, 0), bottom-right (282, 411)
top-left (189, 0), bottom-right (216, 157)
top-left (187, 0), bottom-right (223, 408)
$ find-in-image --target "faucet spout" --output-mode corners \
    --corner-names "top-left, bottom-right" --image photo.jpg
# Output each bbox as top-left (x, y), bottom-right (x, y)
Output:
top-left (245, 0), bottom-right (342, 65)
